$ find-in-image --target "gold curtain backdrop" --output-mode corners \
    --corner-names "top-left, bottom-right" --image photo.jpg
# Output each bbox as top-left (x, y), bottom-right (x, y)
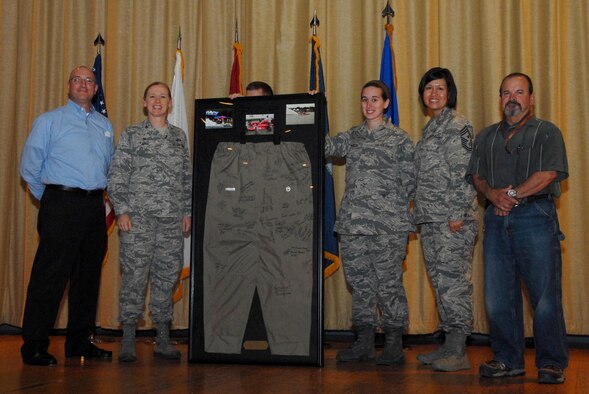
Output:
top-left (1, 0), bottom-right (588, 334)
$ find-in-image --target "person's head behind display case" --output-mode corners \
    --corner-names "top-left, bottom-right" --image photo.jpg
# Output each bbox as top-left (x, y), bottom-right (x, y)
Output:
top-left (245, 81), bottom-right (274, 97)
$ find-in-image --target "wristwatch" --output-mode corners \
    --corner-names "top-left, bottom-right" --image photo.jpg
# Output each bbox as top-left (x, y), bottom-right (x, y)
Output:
top-left (507, 189), bottom-right (520, 206)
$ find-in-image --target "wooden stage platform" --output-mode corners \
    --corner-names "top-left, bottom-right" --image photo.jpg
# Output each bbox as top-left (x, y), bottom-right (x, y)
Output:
top-left (1, 334), bottom-right (587, 393)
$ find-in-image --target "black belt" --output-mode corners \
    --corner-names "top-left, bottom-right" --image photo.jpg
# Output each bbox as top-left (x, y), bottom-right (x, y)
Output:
top-left (519, 194), bottom-right (552, 204)
top-left (46, 184), bottom-right (104, 197)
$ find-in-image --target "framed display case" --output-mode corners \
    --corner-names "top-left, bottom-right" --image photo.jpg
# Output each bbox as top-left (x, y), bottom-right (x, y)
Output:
top-left (188, 93), bottom-right (326, 366)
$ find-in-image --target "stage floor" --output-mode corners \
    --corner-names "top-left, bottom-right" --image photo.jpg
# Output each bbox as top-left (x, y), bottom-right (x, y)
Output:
top-left (1, 334), bottom-right (587, 393)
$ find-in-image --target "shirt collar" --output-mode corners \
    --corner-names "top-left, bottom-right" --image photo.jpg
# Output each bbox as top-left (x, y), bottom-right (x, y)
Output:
top-left (361, 117), bottom-right (393, 138)
top-left (501, 111), bottom-right (534, 131)
top-left (67, 99), bottom-right (95, 117)
top-left (423, 107), bottom-right (453, 136)
top-left (142, 118), bottom-right (169, 130)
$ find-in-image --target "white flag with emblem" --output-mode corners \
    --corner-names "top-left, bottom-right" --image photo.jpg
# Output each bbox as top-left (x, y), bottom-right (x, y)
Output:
top-left (168, 48), bottom-right (191, 302)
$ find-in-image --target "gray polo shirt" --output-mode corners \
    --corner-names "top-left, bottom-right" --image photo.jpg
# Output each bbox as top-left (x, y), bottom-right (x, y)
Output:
top-left (466, 116), bottom-right (568, 197)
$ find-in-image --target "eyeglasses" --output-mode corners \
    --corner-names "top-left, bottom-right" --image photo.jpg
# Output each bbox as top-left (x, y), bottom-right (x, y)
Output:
top-left (69, 76), bottom-right (96, 85)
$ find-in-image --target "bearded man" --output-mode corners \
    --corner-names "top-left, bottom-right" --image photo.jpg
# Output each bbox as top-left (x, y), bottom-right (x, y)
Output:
top-left (466, 72), bottom-right (569, 384)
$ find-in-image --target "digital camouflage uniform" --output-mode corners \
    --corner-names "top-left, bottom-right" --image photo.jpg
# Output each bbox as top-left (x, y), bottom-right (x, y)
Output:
top-left (415, 107), bottom-right (477, 335)
top-left (325, 119), bottom-right (415, 329)
top-left (108, 119), bottom-right (192, 324)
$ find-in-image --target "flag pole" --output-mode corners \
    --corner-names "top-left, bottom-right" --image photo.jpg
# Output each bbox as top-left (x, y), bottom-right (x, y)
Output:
top-left (234, 18), bottom-right (239, 43)
top-left (169, 31), bottom-right (190, 303)
top-left (379, 0), bottom-right (399, 125)
top-left (91, 31), bottom-right (112, 345)
top-left (229, 18), bottom-right (243, 95)
top-left (94, 33), bottom-right (105, 55)
top-left (308, 11), bottom-right (341, 277)
top-left (310, 10), bottom-right (319, 36)
top-left (381, 0), bottom-right (396, 91)
top-left (382, 0), bottom-right (395, 23)
top-left (91, 34), bottom-right (108, 118)
top-left (309, 11), bottom-right (321, 92)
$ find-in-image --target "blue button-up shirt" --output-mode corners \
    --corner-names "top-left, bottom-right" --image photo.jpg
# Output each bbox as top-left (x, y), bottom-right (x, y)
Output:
top-left (20, 100), bottom-right (114, 200)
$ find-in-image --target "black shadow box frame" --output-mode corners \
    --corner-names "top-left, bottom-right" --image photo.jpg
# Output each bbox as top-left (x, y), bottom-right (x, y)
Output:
top-left (188, 93), bottom-right (325, 366)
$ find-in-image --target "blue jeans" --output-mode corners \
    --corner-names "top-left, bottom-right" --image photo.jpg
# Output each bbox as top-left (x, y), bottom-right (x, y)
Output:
top-left (483, 198), bottom-right (568, 369)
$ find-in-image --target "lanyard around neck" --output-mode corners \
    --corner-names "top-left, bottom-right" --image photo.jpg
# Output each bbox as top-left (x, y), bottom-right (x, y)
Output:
top-left (502, 112), bottom-right (533, 154)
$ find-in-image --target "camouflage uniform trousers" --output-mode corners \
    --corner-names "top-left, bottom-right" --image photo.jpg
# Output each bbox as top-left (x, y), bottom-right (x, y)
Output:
top-left (118, 215), bottom-right (183, 324)
top-left (420, 220), bottom-right (477, 335)
top-left (340, 233), bottom-right (409, 329)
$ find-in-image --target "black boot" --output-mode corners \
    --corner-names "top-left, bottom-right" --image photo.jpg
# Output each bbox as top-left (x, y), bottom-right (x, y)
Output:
top-left (377, 327), bottom-right (405, 365)
top-left (336, 326), bottom-right (375, 362)
top-left (119, 323), bottom-right (136, 362)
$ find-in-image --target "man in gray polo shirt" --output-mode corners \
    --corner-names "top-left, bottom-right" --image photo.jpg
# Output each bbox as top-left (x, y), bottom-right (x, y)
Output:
top-left (466, 72), bottom-right (568, 384)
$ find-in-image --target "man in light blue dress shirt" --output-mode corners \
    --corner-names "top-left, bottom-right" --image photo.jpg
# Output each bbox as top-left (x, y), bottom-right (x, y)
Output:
top-left (19, 65), bottom-right (114, 366)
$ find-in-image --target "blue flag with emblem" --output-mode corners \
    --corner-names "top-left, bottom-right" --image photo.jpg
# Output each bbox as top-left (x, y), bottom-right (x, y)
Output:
top-left (379, 23), bottom-right (399, 125)
top-left (310, 33), bottom-right (340, 278)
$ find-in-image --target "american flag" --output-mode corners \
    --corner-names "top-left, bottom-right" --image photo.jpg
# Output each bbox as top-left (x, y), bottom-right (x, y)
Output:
top-left (91, 53), bottom-right (116, 235)
top-left (92, 53), bottom-right (108, 117)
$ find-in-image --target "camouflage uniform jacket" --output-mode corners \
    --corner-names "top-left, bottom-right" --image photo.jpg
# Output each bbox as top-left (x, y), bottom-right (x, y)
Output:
top-left (415, 108), bottom-right (477, 223)
top-left (325, 119), bottom-right (415, 235)
top-left (108, 119), bottom-right (192, 218)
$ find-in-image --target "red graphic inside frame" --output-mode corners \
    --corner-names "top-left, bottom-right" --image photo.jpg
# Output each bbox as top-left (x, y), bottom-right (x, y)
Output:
top-left (245, 113), bottom-right (274, 135)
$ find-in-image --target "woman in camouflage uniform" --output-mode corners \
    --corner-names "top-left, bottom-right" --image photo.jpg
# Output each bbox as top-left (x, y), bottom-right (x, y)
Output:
top-left (414, 67), bottom-right (478, 372)
top-left (325, 80), bottom-right (415, 365)
top-left (108, 82), bottom-right (192, 362)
